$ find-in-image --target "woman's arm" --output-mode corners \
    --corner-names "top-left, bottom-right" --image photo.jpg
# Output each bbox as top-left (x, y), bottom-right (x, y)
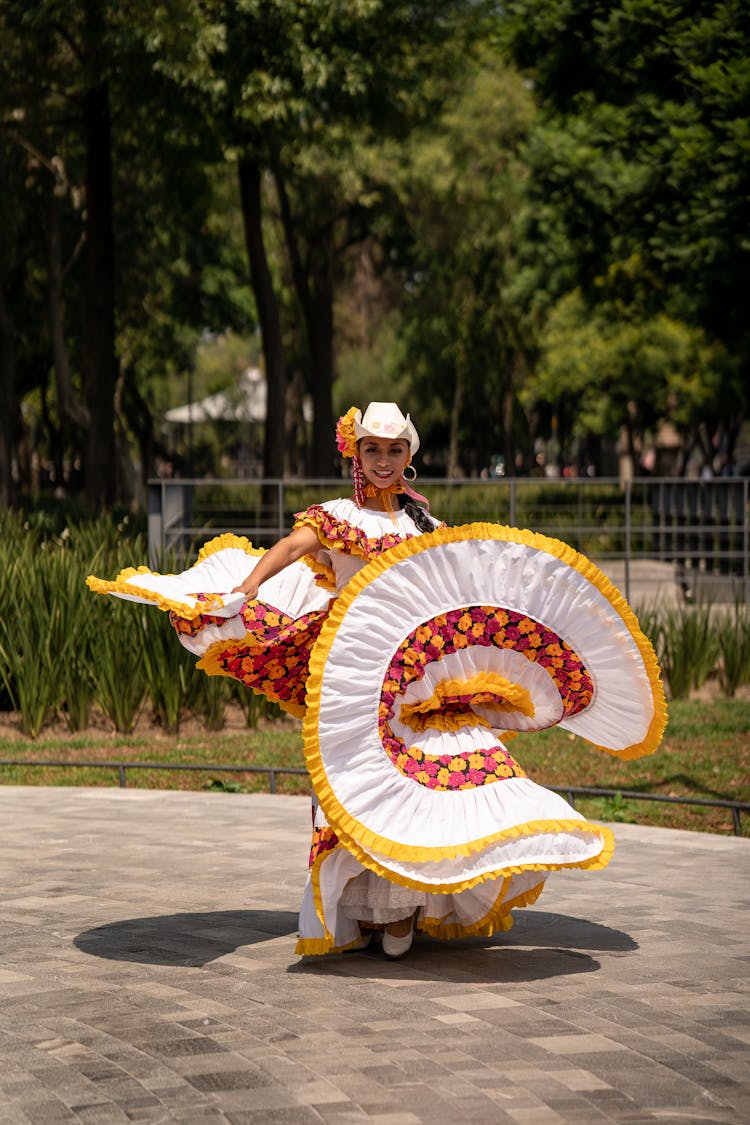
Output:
top-left (231, 525), bottom-right (321, 599)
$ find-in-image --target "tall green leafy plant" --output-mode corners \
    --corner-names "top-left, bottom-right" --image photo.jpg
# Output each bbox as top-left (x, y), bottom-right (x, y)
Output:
top-left (0, 545), bottom-right (77, 736)
top-left (192, 674), bottom-right (228, 731)
top-left (56, 553), bottom-right (98, 732)
top-left (717, 607), bottom-right (750, 698)
top-left (89, 598), bottom-right (147, 733)
top-left (140, 610), bottom-right (197, 734)
top-left (656, 604), bottom-right (721, 700)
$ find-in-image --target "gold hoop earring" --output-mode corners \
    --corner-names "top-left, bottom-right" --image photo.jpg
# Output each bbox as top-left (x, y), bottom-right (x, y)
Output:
top-left (403, 464), bottom-right (417, 481)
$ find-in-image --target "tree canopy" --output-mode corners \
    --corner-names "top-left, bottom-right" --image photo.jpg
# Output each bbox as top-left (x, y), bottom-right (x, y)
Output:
top-left (1, 0), bottom-right (748, 512)
top-left (502, 0), bottom-right (750, 469)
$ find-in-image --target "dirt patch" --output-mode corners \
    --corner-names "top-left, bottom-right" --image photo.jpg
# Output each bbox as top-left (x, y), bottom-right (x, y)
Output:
top-left (0, 702), bottom-right (299, 744)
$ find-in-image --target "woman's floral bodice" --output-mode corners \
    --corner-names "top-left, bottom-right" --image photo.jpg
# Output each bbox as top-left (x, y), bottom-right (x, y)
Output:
top-left (293, 498), bottom-right (439, 592)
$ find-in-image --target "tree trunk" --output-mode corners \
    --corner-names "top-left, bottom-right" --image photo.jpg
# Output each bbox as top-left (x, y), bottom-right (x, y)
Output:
top-left (48, 186), bottom-right (89, 432)
top-left (0, 283), bottom-right (15, 508)
top-left (119, 371), bottom-right (157, 491)
top-left (82, 77), bottom-right (117, 510)
top-left (237, 155), bottom-right (286, 492)
top-left (501, 353), bottom-right (521, 478)
top-left (447, 367), bottom-right (464, 478)
top-left (307, 243), bottom-right (336, 475)
top-left (272, 168), bottom-right (336, 475)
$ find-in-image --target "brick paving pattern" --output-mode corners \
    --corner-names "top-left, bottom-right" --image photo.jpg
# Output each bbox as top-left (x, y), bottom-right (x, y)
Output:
top-left (1, 785), bottom-right (748, 1124)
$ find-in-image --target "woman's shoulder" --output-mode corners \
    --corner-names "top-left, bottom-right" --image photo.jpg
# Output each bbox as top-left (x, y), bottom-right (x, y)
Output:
top-left (318, 497), bottom-right (360, 520)
top-left (295, 497), bottom-right (359, 525)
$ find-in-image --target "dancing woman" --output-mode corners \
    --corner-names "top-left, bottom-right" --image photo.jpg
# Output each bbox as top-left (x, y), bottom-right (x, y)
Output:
top-left (88, 402), bottom-right (666, 959)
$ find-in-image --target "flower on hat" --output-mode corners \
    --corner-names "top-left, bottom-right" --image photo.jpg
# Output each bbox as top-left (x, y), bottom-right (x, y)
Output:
top-left (335, 406), bottom-right (359, 459)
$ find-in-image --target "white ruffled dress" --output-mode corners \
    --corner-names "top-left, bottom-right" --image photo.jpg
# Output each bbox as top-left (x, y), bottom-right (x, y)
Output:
top-left (87, 497), bottom-right (666, 957)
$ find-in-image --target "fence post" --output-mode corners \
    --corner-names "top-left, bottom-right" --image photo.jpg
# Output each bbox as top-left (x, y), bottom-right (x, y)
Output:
top-left (624, 479), bottom-right (632, 603)
top-left (744, 477), bottom-right (749, 603)
top-left (148, 483), bottom-right (164, 570)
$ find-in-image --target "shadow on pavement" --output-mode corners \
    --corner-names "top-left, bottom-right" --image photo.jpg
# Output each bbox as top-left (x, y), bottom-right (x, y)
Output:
top-left (74, 908), bottom-right (299, 966)
top-left (74, 908), bottom-right (636, 982)
top-left (289, 911), bottom-right (636, 983)
top-left (495, 909), bottom-right (639, 952)
top-left (290, 943), bottom-right (604, 983)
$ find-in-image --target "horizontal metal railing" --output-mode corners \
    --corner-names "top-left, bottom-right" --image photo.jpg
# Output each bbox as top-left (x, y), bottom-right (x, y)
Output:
top-left (1, 760), bottom-right (747, 835)
top-left (147, 475), bottom-right (750, 603)
top-left (554, 785), bottom-right (749, 838)
top-left (0, 759), bottom-right (308, 794)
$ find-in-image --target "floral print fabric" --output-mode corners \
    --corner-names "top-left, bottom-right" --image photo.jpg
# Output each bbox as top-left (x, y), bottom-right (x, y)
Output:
top-left (172, 600), bottom-right (328, 712)
top-left (293, 503), bottom-right (420, 590)
top-left (308, 824), bottom-right (341, 868)
top-left (379, 605), bottom-right (593, 792)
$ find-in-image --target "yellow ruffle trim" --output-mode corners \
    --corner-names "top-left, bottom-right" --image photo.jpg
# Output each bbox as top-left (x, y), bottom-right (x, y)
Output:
top-left (296, 873), bottom-right (549, 955)
top-left (196, 533), bottom-right (264, 564)
top-left (288, 514), bottom-right (339, 591)
top-left (302, 551), bottom-right (338, 593)
top-left (399, 672), bottom-right (535, 733)
top-left (328, 817), bottom-right (615, 891)
top-left (86, 534), bottom-right (266, 622)
top-left (86, 569), bottom-right (224, 618)
top-left (306, 614), bottom-right (618, 863)
top-left (304, 818), bottom-right (614, 922)
top-left (303, 520), bottom-right (656, 867)
top-left (419, 877), bottom-right (546, 940)
top-left (304, 522), bottom-right (667, 785)
top-left (196, 639), bottom-right (306, 719)
top-left (297, 519), bottom-right (374, 562)
top-left (295, 934), bottom-right (374, 956)
top-left (298, 815), bottom-right (588, 954)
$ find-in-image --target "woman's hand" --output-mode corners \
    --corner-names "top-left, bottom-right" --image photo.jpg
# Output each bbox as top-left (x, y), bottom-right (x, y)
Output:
top-left (231, 577), bottom-right (259, 599)
top-left (229, 525), bottom-right (319, 602)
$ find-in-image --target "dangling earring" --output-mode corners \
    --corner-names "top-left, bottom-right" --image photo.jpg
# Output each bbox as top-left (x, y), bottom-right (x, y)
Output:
top-left (403, 464), bottom-right (417, 481)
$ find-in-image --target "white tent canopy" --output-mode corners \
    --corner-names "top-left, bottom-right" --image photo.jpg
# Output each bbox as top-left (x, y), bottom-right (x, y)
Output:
top-left (164, 367), bottom-right (269, 425)
top-left (164, 367), bottom-right (313, 425)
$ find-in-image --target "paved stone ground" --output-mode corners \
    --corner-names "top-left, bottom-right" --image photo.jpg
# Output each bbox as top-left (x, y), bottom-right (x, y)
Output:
top-left (1, 786), bottom-right (749, 1125)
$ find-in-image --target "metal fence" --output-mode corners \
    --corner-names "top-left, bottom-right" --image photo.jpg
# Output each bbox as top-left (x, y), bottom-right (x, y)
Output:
top-left (2, 759), bottom-right (747, 835)
top-left (148, 475), bottom-right (749, 604)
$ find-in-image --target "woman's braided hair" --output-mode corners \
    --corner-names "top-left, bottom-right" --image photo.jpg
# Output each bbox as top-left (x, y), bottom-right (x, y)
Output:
top-left (400, 495), bottom-right (435, 534)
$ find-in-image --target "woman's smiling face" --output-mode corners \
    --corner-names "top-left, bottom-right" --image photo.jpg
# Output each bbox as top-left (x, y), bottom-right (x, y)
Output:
top-left (358, 437), bottom-right (410, 490)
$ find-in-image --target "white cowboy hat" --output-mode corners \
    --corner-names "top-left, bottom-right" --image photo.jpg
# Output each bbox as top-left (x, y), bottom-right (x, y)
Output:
top-left (354, 402), bottom-right (420, 455)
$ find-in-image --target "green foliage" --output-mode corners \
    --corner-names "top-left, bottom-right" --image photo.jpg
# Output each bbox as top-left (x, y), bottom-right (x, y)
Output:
top-left (2, 697), bottom-right (748, 836)
top-left (139, 610), bottom-right (197, 735)
top-left (2, 0), bottom-right (748, 501)
top-left (193, 675), bottom-right (229, 732)
top-left (204, 777), bottom-right (248, 793)
top-left (595, 791), bottom-right (638, 825)
top-left (641, 602), bottom-right (728, 701)
top-left (89, 599), bottom-right (147, 734)
top-left (368, 52), bottom-right (538, 474)
top-left (502, 0), bottom-right (750, 467)
top-left (1, 0), bottom-right (254, 499)
top-left (717, 607), bottom-right (750, 697)
top-left (1, 513), bottom-right (749, 747)
top-left (527, 291), bottom-right (732, 464)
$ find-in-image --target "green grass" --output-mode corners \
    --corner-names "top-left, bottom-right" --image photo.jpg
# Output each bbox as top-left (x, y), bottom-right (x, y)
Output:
top-left (0, 722), bottom-right (305, 793)
top-left (1, 697), bottom-right (748, 835)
